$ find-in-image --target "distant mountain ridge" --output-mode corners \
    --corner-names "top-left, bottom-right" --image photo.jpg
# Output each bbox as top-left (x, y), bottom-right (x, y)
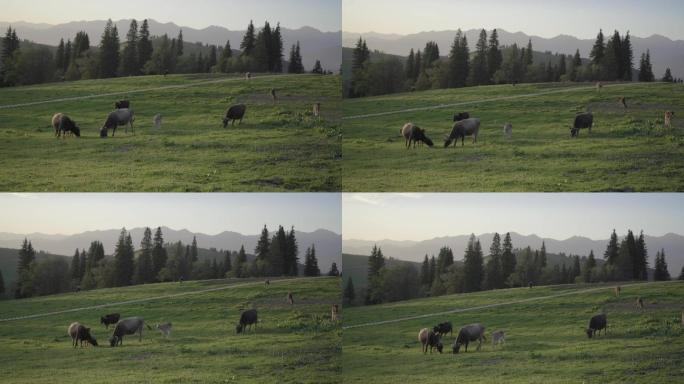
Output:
top-left (0, 227), bottom-right (341, 271)
top-left (0, 19), bottom-right (342, 71)
top-left (343, 29), bottom-right (684, 78)
top-left (343, 232), bottom-right (684, 276)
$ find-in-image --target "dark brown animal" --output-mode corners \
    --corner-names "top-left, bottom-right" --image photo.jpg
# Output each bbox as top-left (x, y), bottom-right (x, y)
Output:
top-left (453, 112), bottom-right (470, 122)
top-left (586, 314), bottom-right (607, 338)
top-left (100, 313), bottom-right (120, 329)
top-left (51, 113), bottom-right (81, 138)
top-left (571, 112), bottom-right (593, 137)
top-left (618, 97), bottom-right (627, 108)
top-left (664, 111), bottom-right (674, 129)
top-left (401, 123), bottom-right (434, 148)
top-left (114, 100), bottom-right (130, 109)
top-left (236, 309), bottom-right (258, 334)
top-left (68, 322), bottom-right (98, 347)
top-left (287, 292), bottom-right (294, 305)
top-left (418, 328), bottom-right (443, 354)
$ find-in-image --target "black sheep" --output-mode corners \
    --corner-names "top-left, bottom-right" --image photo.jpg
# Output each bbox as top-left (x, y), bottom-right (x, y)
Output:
top-left (586, 314), bottom-right (607, 338)
top-left (237, 309), bottom-right (258, 334)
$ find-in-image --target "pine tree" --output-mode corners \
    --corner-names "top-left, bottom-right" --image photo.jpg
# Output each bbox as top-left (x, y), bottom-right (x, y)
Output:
top-left (366, 245), bottom-right (385, 304)
top-left (254, 225), bottom-right (270, 276)
top-left (56, 38), bottom-right (65, 73)
top-left (590, 29), bottom-right (605, 66)
top-left (662, 68), bottom-right (673, 82)
top-left (420, 254), bottom-right (430, 286)
top-left (1, 27), bottom-right (20, 86)
top-left (469, 29), bottom-right (489, 85)
top-left (634, 231), bottom-right (648, 280)
top-left (219, 40), bottom-right (232, 72)
top-left (621, 31), bottom-right (633, 80)
top-left (570, 49), bottom-right (582, 81)
top-left (328, 262), bottom-right (340, 277)
top-left (0, 269), bottom-right (5, 296)
top-left (99, 19), bottom-right (120, 78)
top-left (222, 250), bottom-right (232, 276)
top-left (413, 50), bottom-right (422, 80)
top-left (120, 19), bottom-right (139, 76)
top-left (638, 50), bottom-right (654, 81)
top-left (604, 229), bottom-right (619, 265)
top-left (287, 41), bottom-right (304, 74)
top-left (501, 232), bottom-right (516, 284)
top-left (240, 20), bottom-right (256, 57)
top-left (73, 31), bottom-right (90, 58)
top-left (603, 30), bottom-right (622, 80)
top-left (268, 225), bottom-right (287, 276)
top-left (583, 250), bottom-right (597, 283)
top-left (349, 37), bottom-right (371, 97)
top-left (429, 255), bottom-right (436, 285)
top-left (285, 226), bottom-right (299, 276)
top-left (678, 265), bottom-right (684, 280)
top-left (572, 256), bottom-right (581, 281)
top-left (463, 235), bottom-right (484, 292)
top-left (271, 23), bottom-right (284, 72)
top-left (136, 227), bottom-right (153, 284)
top-left (616, 232), bottom-right (635, 280)
top-left (524, 39), bottom-right (534, 67)
top-left (176, 29), bottom-right (184, 56)
top-left (487, 29), bottom-right (503, 81)
top-left (114, 229), bottom-right (135, 286)
top-left (484, 233), bottom-right (503, 289)
top-left (539, 241), bottom-right (547, 268)
top-left (137, 19), bottom-right (153, 71)
top-left (558, 55), bottom-right (567, 78)
top-left (207, 45), bottom-right (217, 72)
top-left (368, 245), bottom-right (385, 276)
top-left (344, 277), bottom-right (355, 304)
top-left (70, 249), bottom-right (81, 280)
top-left (311, 59), bottom-right (323, 74)
top-left (436, 246), bottom-right (454, 275)
top-left (235, 245), bottom-right (247, 277)
top-left (303, 245), bottom-right (320, 276)
top-left (152, 227), bottom-right (167, 280)
top-left (79, 249), bottom-right (87, 279)
top-left (653, 249), bottom-right (671, 281)
top-left (63, 39), bottom-right (72, 71)
top-left (15, 238), bottom-right (35, 298)
top-left (448, 29), bottom-right (469, 88)
top-left (190, 236), bottom-right (198, 263)
top-left (406, 49), bottom-right (415, 81)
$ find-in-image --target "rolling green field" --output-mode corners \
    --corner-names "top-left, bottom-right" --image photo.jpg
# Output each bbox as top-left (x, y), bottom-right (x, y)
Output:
top-left (0, 276), bottom-right (341, 384)
top-left (0, 73), bottom-right (341, 191)
top-left (342, 82), bottom-right (684, 191)
top-left (343, 281), bottom-right (684, 383)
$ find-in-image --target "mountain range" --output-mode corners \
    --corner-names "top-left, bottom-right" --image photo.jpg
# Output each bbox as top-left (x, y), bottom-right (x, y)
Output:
top-left (343, 232), bottom-right (684, 276)
top-left (0, 227), bottom-right (341, 272)
top-left (343, 29), bottom-right (684, 78)
top-left (0, 19), bottom-right (342, 72)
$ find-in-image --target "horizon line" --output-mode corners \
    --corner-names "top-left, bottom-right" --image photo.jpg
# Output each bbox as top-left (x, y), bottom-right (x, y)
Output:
top-left (0, 226), bottom-right (341, 238)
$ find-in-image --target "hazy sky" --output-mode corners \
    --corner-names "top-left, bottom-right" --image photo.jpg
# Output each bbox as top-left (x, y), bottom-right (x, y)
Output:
top-left (344, 0), bottom-right (684, 39)
top-left (0, 193), bottom-right (341, 235)
top-left (2, 0), bottom-right (341, 31)
top-left (343, 193), bottom-right (684, 241)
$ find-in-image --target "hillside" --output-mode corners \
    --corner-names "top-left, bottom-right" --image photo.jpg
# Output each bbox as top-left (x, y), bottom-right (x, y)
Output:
top-left (0, 73), bottom-right (342, 192)
top-left (0, 276), bottom-right (342, 384)
top-left (0, 248), bottom-right (69, 291)
top-left (342, 253), bottom-right (423, 292)
top-left (343, 280), bottom-right (684, 383)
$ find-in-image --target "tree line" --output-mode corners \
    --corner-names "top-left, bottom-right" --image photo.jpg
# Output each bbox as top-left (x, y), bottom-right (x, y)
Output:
top-left (9, 224), bottom-right (336, 300)
top-left (346, 28), bottom-right (681, 98)
top-left (343, 230), bottom-right (675, 306)
top-left (0, 19), bottom-right (328, 87)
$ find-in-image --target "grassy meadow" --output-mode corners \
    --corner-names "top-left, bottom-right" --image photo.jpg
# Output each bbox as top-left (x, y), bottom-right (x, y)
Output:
top-left (342, 82), bottom-right (684, 191)
top-left (0, 276), bottom-right (342, 384)
top-left (0, 73), bottom-right (341, 191)
top-left (342, 280), bottom-right (684, 383)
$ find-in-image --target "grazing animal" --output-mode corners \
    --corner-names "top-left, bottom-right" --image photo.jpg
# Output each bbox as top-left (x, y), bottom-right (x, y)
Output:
top-left (418, 328), bottom-right (443, 354)
top-left (100, 108), bottom-right (135, 137)
top-left (331, 304), bottom-right (340, 322)
top-left (222, 104), bottom-right (247, 127)
top-left (618, 97), bottom-right (627, 109)
top-left (153, 114), bottom-right (162, 128)
top-left (596, 82), bottom-right (603, 92)
top-left (433, 321), bottom-right (453, 337)
top-left (453, 112), bottom-right (470, 122)
top-left (156, 322), bottom-right (172, 338)
top-left (664, 111), bottom-right (674, 129)
top-left (636, 296), bottom-right (644, 309)
top-left (109, 317), bottom-right (148, 347)
top-left (571, 112), bottom-right (593, 137)
top-left (614, 286), bottom-right (621, 297)
top-left (270, 88), bottom-right (277, 104)
top-left (452, 323), bottom-right (486, 353)
top-left (51, 113), bottom-right (81, 138)
top-left (503, 122), bottom-right (513, 139)
top-left (313, 102), bottom-right (321, 118)
top-left (236, 309), bottom-right (258, 334)
top-left (68, 322), bottom-right (98, 347)
top-left (100, 313), bottom-right (120, 329)
top-left (287, 292), bottom-right (294, 305)
top-left (492, 330), bottom-right (505, 347)
top-left (444, 118), bottom-right (480, 147)
top-left (401, 122), bottom-right (434, 148)
top-left (245, 72), bottom-right (251, 80)
top-left (586, 314), bottom-right (607, 338)
top-left (114, 100), bottom-right (130, 109)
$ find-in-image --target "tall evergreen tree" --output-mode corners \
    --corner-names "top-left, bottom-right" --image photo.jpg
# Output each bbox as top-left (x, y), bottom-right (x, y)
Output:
top-left (328, 262), bottom-right (340, 277)
top-left (539, 241), bottom-right (548, 268)
top-left (63, 39), bottom-right (72, 71)
top-left (604, 229), bottom-right (620, 265)
top-left (344, 277), bottom-right (355, 304)
top-left (56, 38), bottom-right (65, 72)
top-left (79, 249), bottom-right (87, 279)
top-left (303, 245), bottom-right (320, 276)
top-left (638, 50), bottom-right (654, 82)
top-left (463, 235), bottom-right (484, 292)
top-left (413, 50), bottom-right (422, 80)
top-left (523, 39), bottom-right (534, 67)
top-left (590, 29), bottom-right (605, 66)
top-left (176, 29), bottom-right (184, 56)
top-left (569, 49), bottom-right (582, 81)
top-left (501, 232), bottom-right (516, 283)
top-left (190, 236), bottom-right (198, 263)
top-left (120, 19), bottom-right (139, 76)
top-left (15, 238), bottom-right (35, 298)
top-left (136, 227), bottom-right (154, 284)
top-left (240, 20), bottom-right (256, 57)
top-left (662, 68), bottom-right (673, 82)
top-left (1, 27), bottom-right (21, 86)
top-left (219, 40), bottom-right (232, 72)
top-left (137, 19), bottom-right (153, 71)
top-left (621, 31), bottom-right (633, 80)
top-left (420, 254), bottom-right (431, 286)
top-left (653, 249), bottom-right (671, 281)
top-left (634, 231), bottom-right (648, 280)
top-left (487, 29), bottom-right (503, 81)
top-left (603, 30), bottom-right (622, 80)
top-left (448, 29), bottom-right (469, 88)
top-left (349, 37), bottom-right (370, 97)
top-left (70, 249), bottom-right (81, 280)
top-left (311, 59), bottom-right (323, 74)
top-left (255, 225), bottom-right (271, 275)
top-left (284, 226), bottom-right (299, 276)
top-left (0, 269), bottom-right (5, 296)
top-left (99, 19), bottom-right (120, 78)
top-left (422, 41), bottom-right (440, 70)
top-left (616, 232), bottom-right (635, 280)
top-left (114, 229), bottom-right (135, 286)
top-left (268, 225), bottom-right (287, 275)
top-left (406, 49), bottom-right (415, 81)
top-left (222, 250), bottom-right (232, 276)
top-left (436, 246), bottom-right (454, 275)
top-left (484, 233), bottom-right (503, 289)
top-left (583, 250), bottom-right (597, 283)
top-left (207, 45), bottom-right (217, 72)
top-left (287, 41), bottom-right (304, 73)
top-left (429, 255), bottom-right (436, 285)
top-left (73, 31), bottom-right (90, 57)
top-left (558, 55), bottom-right (567, 78)
top-left (469, 29), bottom-right (489, 85)
top-left (366, 245), bottom-right (386, 304)
top-left (235, 245), bottom-right (247, 277)
top-left (151, 227), bottom-right (167, 280)
top-left (271, 23), bottom-right (284, 72)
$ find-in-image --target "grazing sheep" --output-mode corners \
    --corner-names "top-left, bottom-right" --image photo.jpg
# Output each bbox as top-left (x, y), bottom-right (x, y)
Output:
top-left (418, 328), bottom-right (443, 354)
top-left (492, 330), bottom-right (505, 347)
top-left (586, 314), bottom-right (607, 338)
top-left (401, 122), bottom-right (434, 148)
top-left (444, 118), bottom-right (480, 147)
top-left (270, 88), bottom-right (277, 104)
top-left (100, 108), bottom-right (135, 137)
top-left (114, 100), bottom-right (130, 109)
top-left (313, 102), bottom-right (321, 118)
top-left (153, 114), bottom-right (162, 128)
top-left (453, 112), bottom-right (470, 122)
top-left (100, 313), bottom-right (120, 329)
top-left (453, 323), bottom-right (486, 353)
top-left (287, 292), bottom-right (294, 305)
top-left (236, 309), bottom-right (258, 334)
top-left (664, 111), bottom-right (674, 129)
top-left (156, 323), bottom-right (172, 338)
top-left (331, 304), bottom-right (340, 322)
top-left (614, 286), bottom-right (621, 297)
top-left (109, 317), bottom-right (148, 347)
top-left (51, 113), bottom-right (81, 138)
top-left (503, 122), bottom-right (512, 139)
top-left (433, 321), bottom-right (453, 337)
top-left (636, 296), bottom-right (644, 309)
top-left (68, 322), bottom-right (98, 347)
top-left (222, 104), bottom-right (247, 127)
top-left (571, 112), bottom-right (593, 137)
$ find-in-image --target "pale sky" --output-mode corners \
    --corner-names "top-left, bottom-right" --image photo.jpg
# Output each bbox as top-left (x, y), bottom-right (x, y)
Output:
top-left (2, 0), bottom-right (341, 32)
top-left (344, 0), bottom-right (684, 40)
top-left (343, 193), bottom-right (684, 241)
top-left (0, 193), bottom-right (341, 235)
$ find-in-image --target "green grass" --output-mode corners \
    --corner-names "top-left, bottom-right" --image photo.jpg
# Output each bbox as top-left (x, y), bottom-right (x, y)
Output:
top-left (342, 82), bottom-right (684, 191)
top-left (0, 276), bottom-right (342, 384)
top-left (0, 73), bottom-right (341, 191)
top-left (342, 281), bottom-right (684, 383)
